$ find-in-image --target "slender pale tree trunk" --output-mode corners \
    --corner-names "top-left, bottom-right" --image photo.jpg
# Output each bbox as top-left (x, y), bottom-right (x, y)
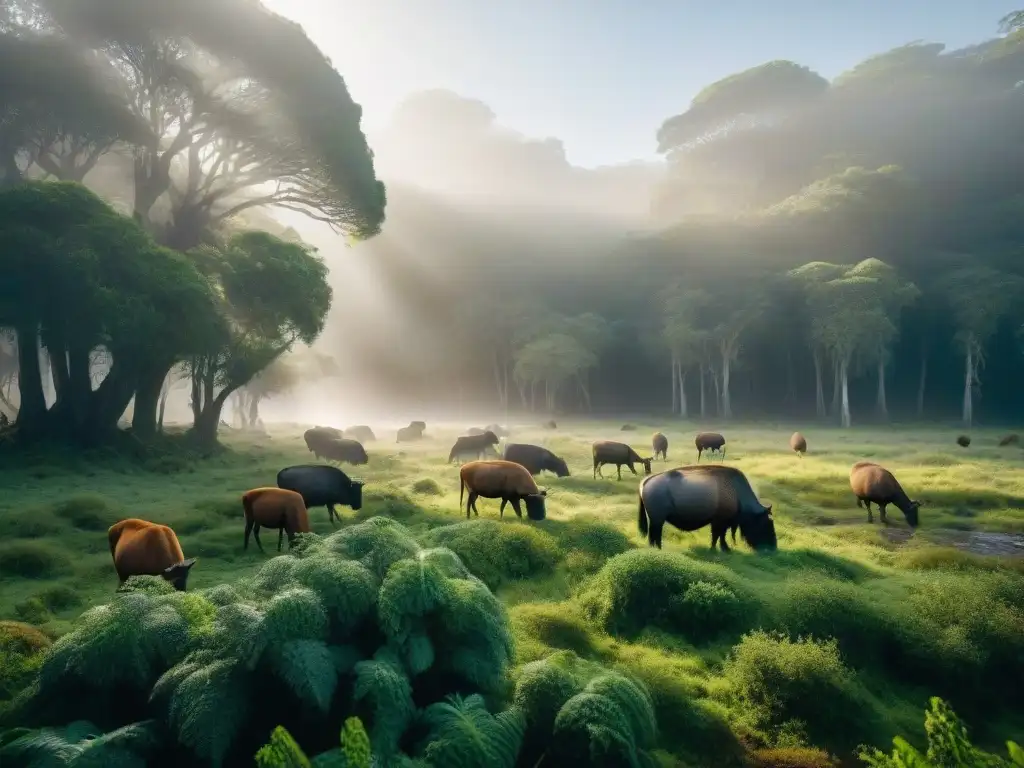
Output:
top-left (916, 341), bottom-right (928, 419)
top-left (678, 370), bottom-right (688, 418)
top-left (962, 339), bottom-right (974, 428)
top-left (812, 349), bottom-right (826, 418)
top-left (699, 363), bottom-right (707, 417)
top-left (876, 359), bottom-right (888, 419)
top-left (840, 358), bottom-right (852, 428)
top-left (721, 355), bottom-right (733, 419)
top-left (670, 355), bottom-right (679, 414)
top-left (831, 358), bottom-right (841, 417)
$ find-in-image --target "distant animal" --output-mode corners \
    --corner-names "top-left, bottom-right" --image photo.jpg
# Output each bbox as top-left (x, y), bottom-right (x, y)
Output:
top-left (277, 464), bottom-right (364, 525)
top-left (242, 487), bottom-right (312, 552)
top-left (695, 432), bottom-right (726, 462)
top-left (459, 460), bottom-right (547, 520)
top-left (621, 423), bottom-right (637, 431)
top-left (503, 443), bottom-right (570, 477)
top-left (849, 461), bottom-right (921, 527)
top-left (638, 465), bottom-right (777, 552)
top-left (999, 433), bottom-right (1020, 447)
top-left (485, 423), bottom-right (510, 437)
top-left (790, 432), bottom-right (807, 457)
top-left (345, 425), bottom-right (376, 442)
top-left (592, 440), bottom-right (653, 480)
top-left (652, 432), bottom-right (668, 461)
top-left (397, 420), bottom-right (427, 442)
top-left (313, 436), bottom-right (369, 465)
top-left (448, 431), bottom-right (501, 463)
top-left (108, 519), bottom-right (196, 591)
top-left (956, 435), bottom-right (971, 448)
top-left (543, 420), bottom-right (557, 429)
top-left (467, 427), bottom-right (485, 436)
top-left (310, 425), bottom-right (345, 439)
top-left (303, 427), bottom-right (354, 458)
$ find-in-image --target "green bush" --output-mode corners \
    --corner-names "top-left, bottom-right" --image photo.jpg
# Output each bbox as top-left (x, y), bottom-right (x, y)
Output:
top-left (0, 622), bottom-right (51, 703)
top-left (420, 519), bottom-right (560, 590)
top-left (0, 518), bottom-right (530, 767)
top-left (34, 585), bottom-right (83, 613)
top-left (410, 478), bottom-right (442, 495)
top-left (724, 631), bottom-right (876, 754)
top-left (859, 697), bottom-right (1024, 767)
top-left (580, 549), bottom-right (748, 638)
top-left (0, 542), bottom-right (69, 579)
top-left (50, 495), bottom-right (118, 531)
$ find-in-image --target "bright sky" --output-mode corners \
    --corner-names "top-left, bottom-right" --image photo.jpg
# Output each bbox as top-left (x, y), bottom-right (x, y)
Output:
top-left (265, 0), bottom-right (1019, 168)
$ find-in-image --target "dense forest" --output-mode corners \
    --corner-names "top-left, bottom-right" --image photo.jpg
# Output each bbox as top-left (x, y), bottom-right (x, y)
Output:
top-left (5, 2), bottom-right (1024, 448)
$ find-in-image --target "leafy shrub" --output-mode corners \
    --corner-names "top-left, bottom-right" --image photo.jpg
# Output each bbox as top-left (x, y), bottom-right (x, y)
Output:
top-left (724, 631), bottom-right (875, 753)
top-left (750, 746), bottom-right (839, 767)
top-left (1, 518), bottom-right (525, 768)
top-left (0, 542), bottom-right (69, 578)
top-left (580, 549), bottom-right (748, 638)
top-left (410, 478), bottom-right (442, 496)
top-left (859, 697), bottom-right (1024, 767)
top-left (34, 585), bottom-right (83, 613)
top-left (13, 599), bottom-right (49, 625)
top-left (420, 519), bottom-right (560, 590)
top-left (50, 495), bottom-right (118, 531)
top-left (513, 650), bottom-right (658, 767)
top-left (0, 622), bottom-right (51, 702)
top-left (0, 720), bottom-right (160, 766)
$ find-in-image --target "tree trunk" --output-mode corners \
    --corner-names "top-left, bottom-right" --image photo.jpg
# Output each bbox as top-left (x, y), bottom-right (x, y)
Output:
top-left (14, 325), bottom-right (47, 432)
top-left (248, 394), bottom-right (260, 428)
top-left (876, 359), bottom-right (888, 419)
top-left (131, 360), bottom-right (172, 440)
top-left (721, 344), bottom-right (733, 419)
top-left (157, 378), bottom-right (171, 432)
top-left (962, 341), bottom-right (974, 428)
top-left (191, 387), bottom-right (237, 447)
top-left (576, 372), bottom-right (592, 412)
top-left (699, 363), bottom-right (706, 417)
top-left (670, 355), bottom-right (679, 414)
top-left (916, 341), bottom-right (928, 419)
top-left (711, 365), bottom-right (722, 416)
top-left (492, 351), bottom-right (507, 410)
top-left (679, 370), bottom-right (688, 418)
top-left (831, 358), bottom-right (841, 417)
top-left (812, 349), bottom-right (826, 419)
top-left (840, 358), bottom-right (852, 428)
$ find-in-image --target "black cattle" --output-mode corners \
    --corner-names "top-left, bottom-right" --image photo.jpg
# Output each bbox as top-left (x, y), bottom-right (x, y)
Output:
top-left (277, 464), bottom-right (364, 525)
top-left (503, 443), bottom-right (570, 477)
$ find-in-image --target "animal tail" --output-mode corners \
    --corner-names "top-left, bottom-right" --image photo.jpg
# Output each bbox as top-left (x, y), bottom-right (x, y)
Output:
top-left (242, 491), bottom-right (256, 524)
top-left (459, 474), bottom-right (465, 509)
top-left (637, 491), bottom-right (648, 536)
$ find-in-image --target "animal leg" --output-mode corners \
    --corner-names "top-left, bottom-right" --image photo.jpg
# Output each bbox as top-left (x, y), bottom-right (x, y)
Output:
top-left (593, 461), bottom-right (601, 479)
top-left (510, 497), bottom-right (523, 519)
top-left (499, 498), bottom-right (507, 519)
top-left (855, 497), bottom-right (863, 508)
top-left (628, 463), bottom-right (637, 476)
top-left (696, 449), bottom-right (702, 463)
top-left (252, 525), bottom-right (265, 553)
top-left (277, 527), bottom-right (285, 552)
top-left (649, 519), bottom-right (665, 549)
top-left (721, 448), bottom-right (726, 461)
top-left (712, 523), bottom-right (731, 553)
top-left (864, 500), bottom-right (874, 523)
top-left (244, 518), bottom-right (255, 550)
top-left (466, 490), bottom-right (478, 519)
top-left (879, 504), bottom-right (889, 524)
top-left (616, 464), bottom-right (622, 481)
top-left (328, 504), bottom-right (338, 525)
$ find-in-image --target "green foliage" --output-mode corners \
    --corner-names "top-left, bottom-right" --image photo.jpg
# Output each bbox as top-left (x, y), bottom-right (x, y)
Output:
top-left (254, 718), bottom-right (371, 768)
top-left (421, 519), bottom-right (561, 590)
top-left (0, 623), bottom-right (50, 703)
top-left (9, 518), bottom-right (522, 766)
top-left (418, 694), bottom-right (525, 768)
top-left (859, 697), bottom-right (1024, 767)
top-left (255, 726), bottom-right (310, 767)
top-left (0, 542), bottom-right (69, 579)
top-left (0, 720), bottom-right (159, 768)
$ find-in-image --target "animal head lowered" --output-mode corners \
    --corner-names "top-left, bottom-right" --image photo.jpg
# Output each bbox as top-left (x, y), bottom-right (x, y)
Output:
top-left (640, 457), bottom-right (653, 475)
top-left (904, 499), bottom-right (923, 528)
top-left (740, 504), bottom-right (777, 552)
top-left (162, 557), bottom-right (198, 591)
top-left (551, 455), bottom-right (570, 477)
top-left (524, 489), bottom-right (547, 521)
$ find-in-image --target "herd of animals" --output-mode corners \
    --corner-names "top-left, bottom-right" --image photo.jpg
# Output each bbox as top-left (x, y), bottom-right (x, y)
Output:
top-left (106, 422), bottom-right (1017, 594)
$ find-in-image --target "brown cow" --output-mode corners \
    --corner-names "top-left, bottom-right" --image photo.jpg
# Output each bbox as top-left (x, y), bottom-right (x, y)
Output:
top-left (242, 487), bottom-right (312, 553)
top-left (652, 432), bottom-right (669, 461)
top-left (790, 432), bottom-right (807, 457)
top-left (592, 441), bottom-right (652, 480)
top-left (459, 460), bottom-right (547, 520)
top-left (849, 461), bottom-right (921, 527)
top-left (108, 518), bottom-right (196, 591)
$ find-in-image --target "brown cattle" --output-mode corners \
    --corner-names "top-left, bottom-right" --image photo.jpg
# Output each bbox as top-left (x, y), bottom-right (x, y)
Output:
top-left (108, 518), bottom-right (196, 591)
top-left (242, 487), bottom-right (312, 553)
top-left (592, 440), bottom-right (652, 480)
top-left (695, 432), bottom-right (726, 462)
top-left (849, 461), bottom-right (921, 527)
top-left (448, 431), bottom-right (500, 463)
top-left (459, 460), bottom-right (547, 520)
top-left (652, 432), bottom-right (668, 461)
top-left (999, 433), bottom-right (1020, 447)
top-left (790, 432), bottom-right (807, 457)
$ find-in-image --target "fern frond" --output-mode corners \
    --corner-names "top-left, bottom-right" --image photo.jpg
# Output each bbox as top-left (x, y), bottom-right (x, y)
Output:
top-left (291, 555), bottom-right (378, 639)
top-left (39, 593), bottom-right (188, 696)
top-left (160, 592), bottom-right (217, 646)
top-left (584, 674), bottom-right (657, 749)
top-left (352, 654), bottom-right (415, 757)
top-left (254, 725), bottom-right (311, 768)
top-left (0, 720), bottom-right (158, 768)
top-left (339, 717), bottom-right (372, 768)
top-left (209, 602), bottom-right (267, 669)
top-left (261, 588), bottom-right (329, 650)
top-left (431, 579), bottom-right (513, 695)
top-left (513, 656), bottom-right (579, 736)
top-left (324, 517), bottom-right (421, 580)
top-left (377, 559), bottom-right (450, 643)
top-left (166, 658), bottom-right (250, 768)
top-left (550, 691), bottom-right (640, 767)
top-left (418, 694), bottom-right (524, 768)
top-left (394, 630), bottom-right (435, 676)
top-left (249, 556), bottom-right (300, 596)
top-left (268, 640), bottom-right (338, 713)
top-left (417, 547), bottom-right (477, 581)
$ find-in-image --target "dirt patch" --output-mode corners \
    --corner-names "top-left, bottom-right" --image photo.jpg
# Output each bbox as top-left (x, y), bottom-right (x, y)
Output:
top-left (879, 527), bottom-right (1024, 557)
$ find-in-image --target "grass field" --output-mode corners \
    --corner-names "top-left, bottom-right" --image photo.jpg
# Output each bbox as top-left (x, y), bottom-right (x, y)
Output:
top-left (1, 420), bottom-right (1023, 765)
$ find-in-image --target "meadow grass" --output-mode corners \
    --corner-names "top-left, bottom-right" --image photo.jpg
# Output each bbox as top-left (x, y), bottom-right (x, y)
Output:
top-left (1, 419), bottom-right (1022, 765)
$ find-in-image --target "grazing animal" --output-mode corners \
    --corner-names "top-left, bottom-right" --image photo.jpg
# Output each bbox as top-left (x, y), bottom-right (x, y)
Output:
top-left (459, 460), bottom-right (547, 520)
top-left (303, 427), bottom-right (356, 459)
top-left (503, 443), bottom-right (570, 477)
top-left (345, 425), bottom-right (376, 442)
top-left (652, 432), bottom-right (668, 461)
top-left (316, 437), bottom-right (369, 465)
top-left (621, 423), bottom-right (637, 431)
top-left (311, 425), bottom-right (344, 439)
top-left (638, 465), bottom-right (777, 552)
top-left (466, 427), bottom-right (485, 436)
top-left (543, 420), bottom-right (557, 429)
top-left (592, 440), bottom-right (653, 480)
top-left (485, 423), bottom-right (510, 437)
top-left (277, 464), bottom-right (364, 525)
top-left (448, 431), bottom-right (501, 463)
top-left (849, 461), bottom-right (921, 527)
top-left (397, 420), bottom-right (427, 442)
top-left (956, 435), bottom-right (971, 448)
top-left (108, 519), bottom-right (196, 591)
top-left (695, 432), bottom-right (726, 462)
top-left (242, 487), bottom-right (311, 552)
top-left (790, 432), bottom-right (807, 457)
top-left (999, 433), bottom-right (1020, 447)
